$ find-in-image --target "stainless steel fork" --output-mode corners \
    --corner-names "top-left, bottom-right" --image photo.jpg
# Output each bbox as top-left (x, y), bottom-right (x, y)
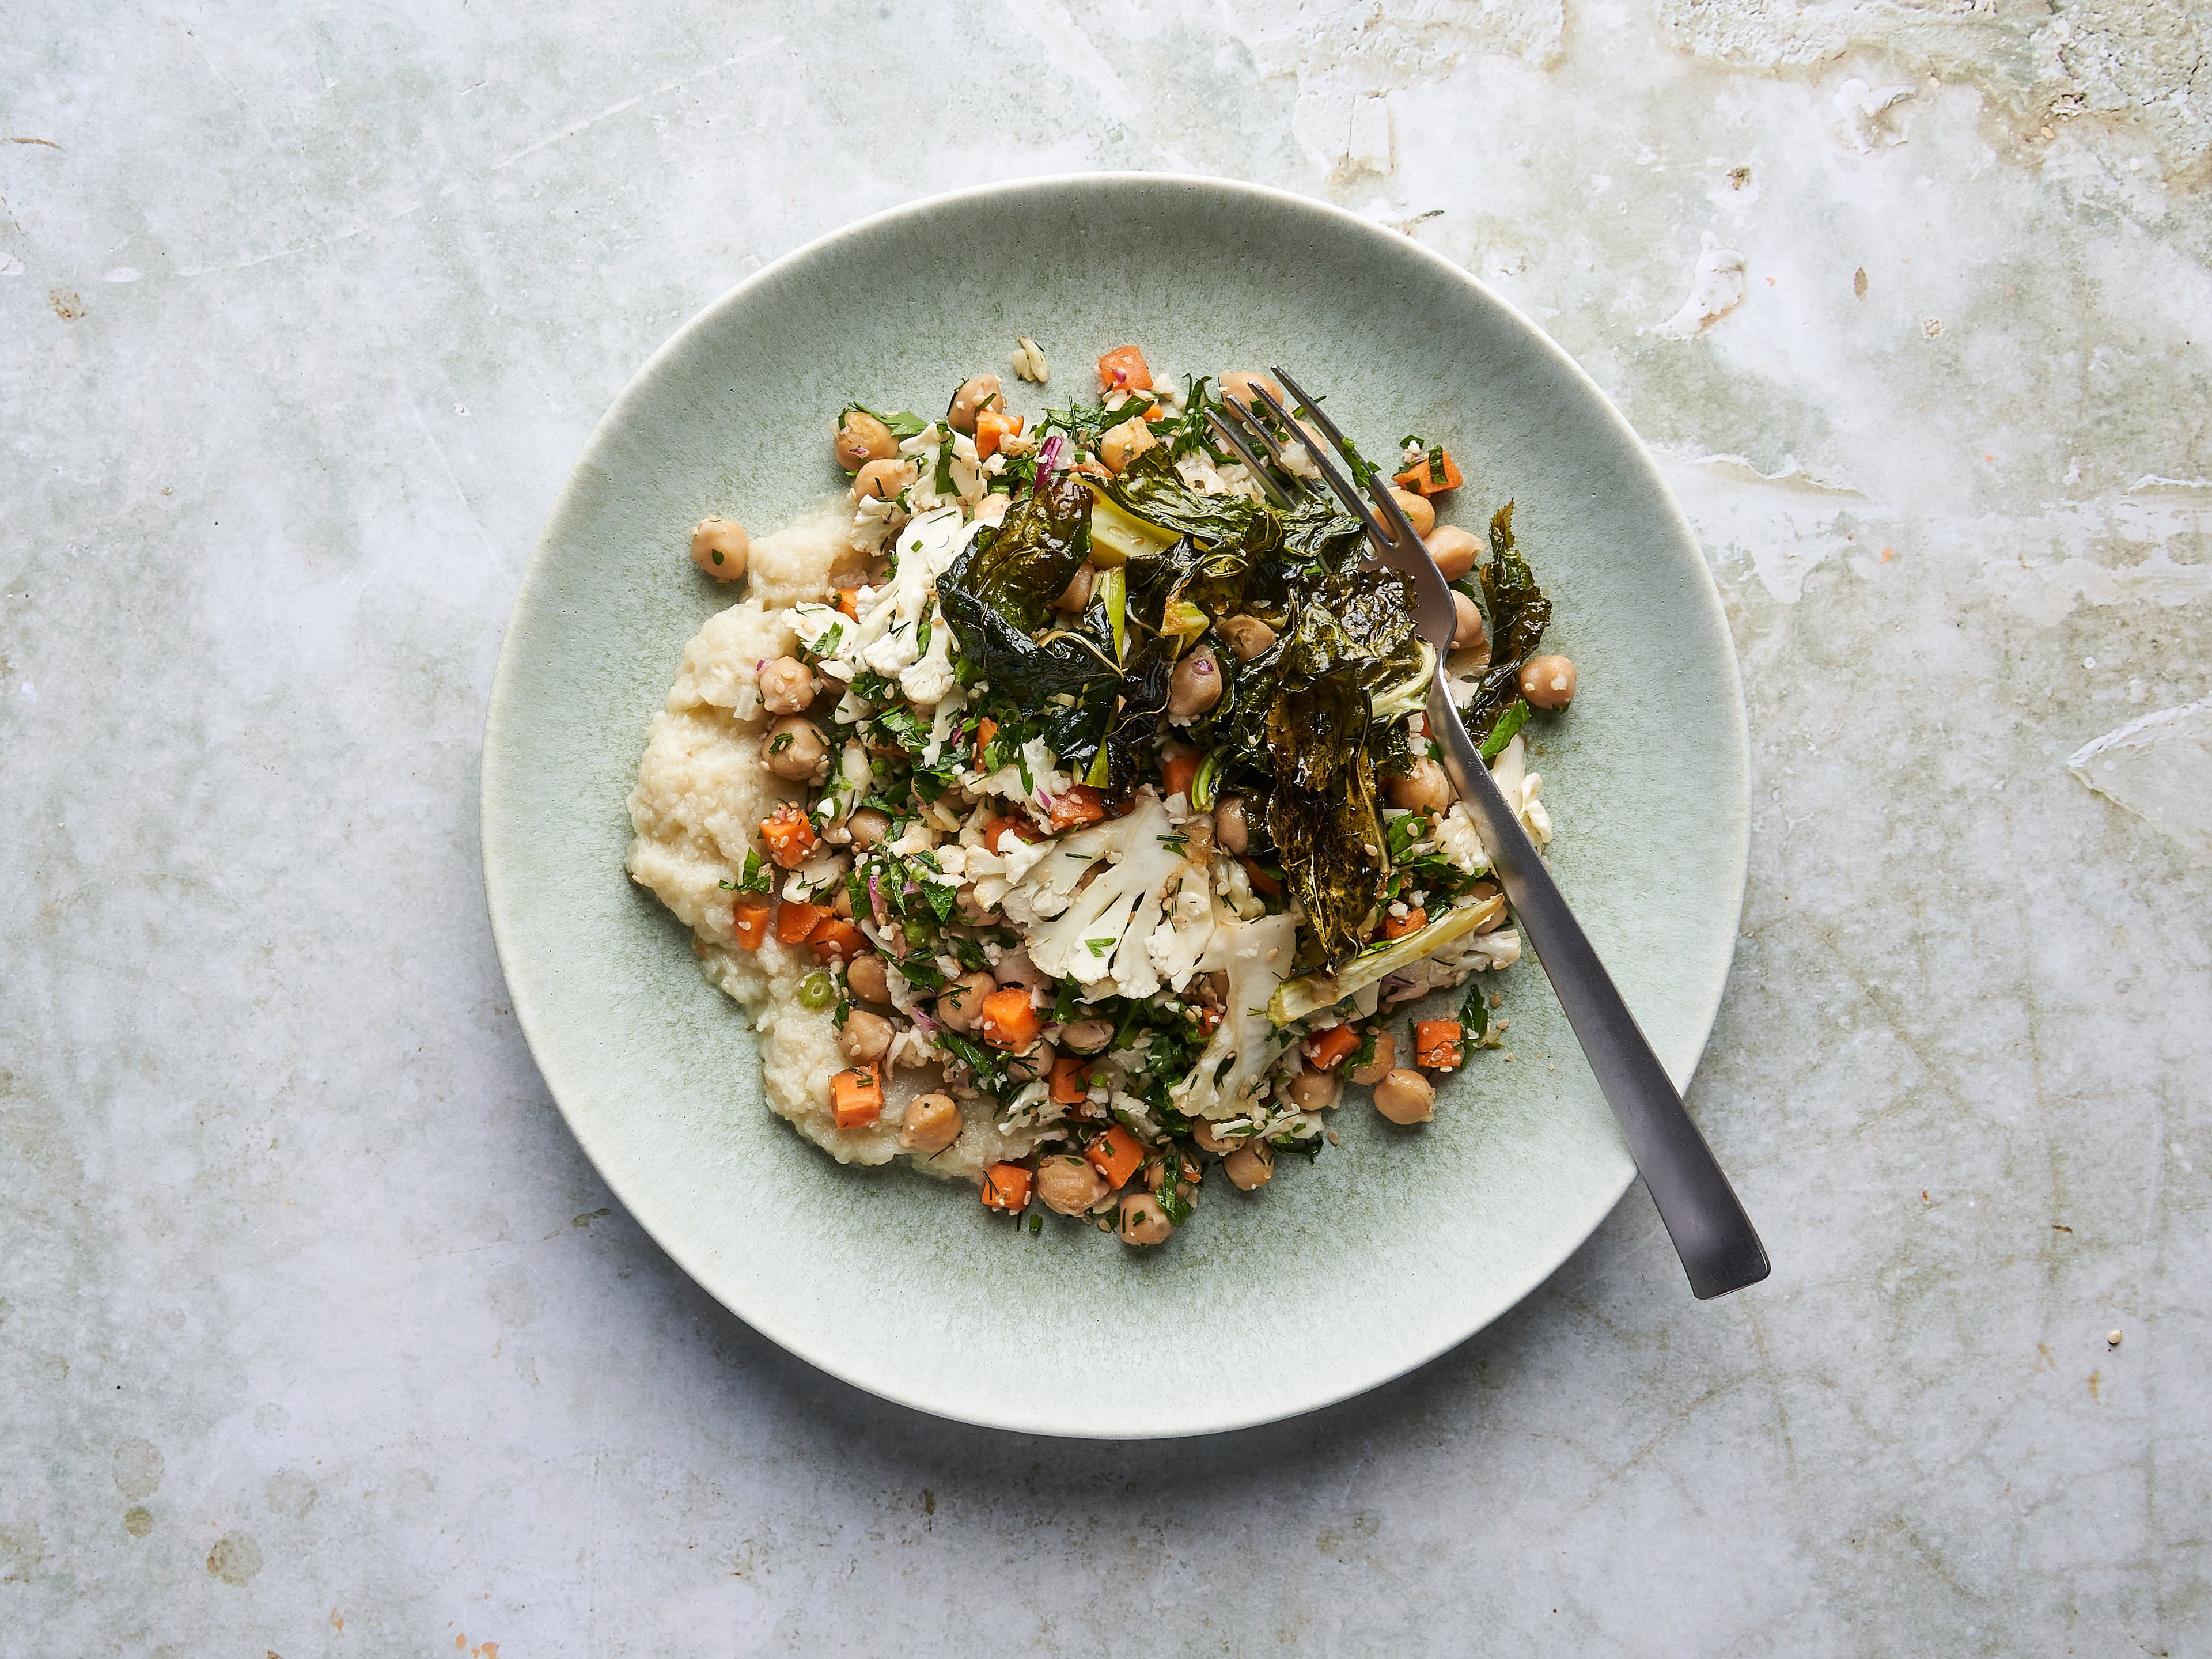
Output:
top-left (1211, 370), bottom-right (1770, 1300)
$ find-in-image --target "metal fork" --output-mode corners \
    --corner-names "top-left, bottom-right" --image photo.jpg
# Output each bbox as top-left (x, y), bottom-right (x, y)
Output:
top-left (1212, 370), bottom-right (1770, 1300)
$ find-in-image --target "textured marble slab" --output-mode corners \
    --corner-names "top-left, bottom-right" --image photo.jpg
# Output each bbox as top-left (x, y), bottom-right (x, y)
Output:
top-left (2, 1), bottom-right (2206, 1653)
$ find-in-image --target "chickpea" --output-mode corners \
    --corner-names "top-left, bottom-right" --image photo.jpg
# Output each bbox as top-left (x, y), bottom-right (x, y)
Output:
top-left (1187, 1119), bottom-right (1229, 1154)
top-left (1453, 592), bottom-right (1487, 653)
top-left (832, 884), bottom-right (854, 920)
top-left (846, 807), bottom-right (891, 850)
top-left (1349, 1029), bottom-right (1396, 1086)
top-left (1118, 1191), bottom-right (1175, 1246)
top-left (935, 971), bottom-right (995, 1034)
top-left (1036, 1154), bottom-right (1111, 1217)
top-left (851, 457), bottom-right (916, 503)
top-left (993, 948), bottom-right (1051, 991)
top-left (1373, 1069), bottom-right (1436, 1125)
top-left (1168, 646), bottom-right (1223, 720)
top-left (1052, 563), bottom-right (1096, 615)
top-left (845, 953), bottom-right (890, 1006)
top-left (1060, 1017), bottom-right (1114, 1055)
top-left (1222, 1140), bottom-right (1274, 1191)
top-left (1388, 488), bottom-right (1436, 539)
top-left (899, 1092), bottom-right (963, 1154)
top-left (835, 409), bottom-right (897, 471)
top-left (1216, 615), bottom-right (1277, 661)
top-left (762, 717), bottom-right (827, 782)
top-left (1006, 1041), bottom-right (1058, 1086)
top-left (838, 1009), bottom-right (892, 1066)
top-left (1213, 797), bottom-right (1250, 856)
top-left (948, 373), bottom-right (1003, 435)
top-left (1219, 370), bottom-right (1285, 411)
top-left (1099, 416), bottom-right (1157, 475)
top-left (1471, 880), bottom-right (1506, 934)
top-left (691, 518), bottom-right (749, 582)
top-left (955, 883), bottom-right (993, 924)
top-left (1287, 1069), bottom-right (1340, 1111)
top-left (1520, 654), bottom-right (1578, 710)
top-left (1386, 757), bottom-right (1452, 814)
top-left (1423, 524), bottom-right (1481, 582)
top-left (757, 655), bottom-right (817, 715)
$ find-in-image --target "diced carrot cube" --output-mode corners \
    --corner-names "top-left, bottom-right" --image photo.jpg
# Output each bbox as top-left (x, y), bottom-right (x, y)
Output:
top-left (1394, 448), bottom-right (1464, 497)
top-left (732, 895), bottom-right (772, 951)
top-left (1048, 1055), bottom-right (1092, 1105)
top-left (982, 815), bottom-right (1043, 854)
top-left (1241, 858), bottom-right (1282, 897)
top-left (1414, 1020), bottom-right (1464, 1071)
top-left (1048, 785), bottom-right (1106, 832)
top-left (831, 1065), bottom-right (883, 1128)
top-left (981, 1162), bottom-right (1033, 1211)
top-left (1096, 346), bottom-right (1152, 395)
top-left (1085, 1123), bottom-right (1143, 1189)
top-left (834, 585), bottom-right (862, 619)
top-left (775, 899), bottom-right (825, 946)
top-left (973, 717), bottom-right (998, 760)
top-left (761, 804), bottom-right (817, 869)
top-left (1161, 751), bottom-right (1199, 801)
top-left (1304, 1024), bottom-right (1362, 1072)
top-left (979, 987), bottom-right (1041, 1052)
top-left (1382, 907), bottom-right (1427, 941)
top-left (808, 918), bottom-right (866, 961)
top-left (975, 408), bottom-right (1025, 459)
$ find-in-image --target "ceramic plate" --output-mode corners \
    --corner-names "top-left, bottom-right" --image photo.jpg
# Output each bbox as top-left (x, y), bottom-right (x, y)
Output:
top-left (481, 175), bottom-right (1748, 1438)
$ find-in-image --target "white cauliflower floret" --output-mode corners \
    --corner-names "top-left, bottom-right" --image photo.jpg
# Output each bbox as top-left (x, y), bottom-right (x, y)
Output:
top-left (1169, 912), bottom-right (1300, 1122)
top-left (970, 736), bottom-right (1069, 810)
top-left (1488, 734), bottom-right (1550, 845)
top-left (1146, 865), bottom-right (1218, 991)
top-left (1011, 795), bottom-right (1187, 998)
top-left (899, 611), bottom-right (957, 706)
top-left (1432, 802), bottom-right (1491, 875)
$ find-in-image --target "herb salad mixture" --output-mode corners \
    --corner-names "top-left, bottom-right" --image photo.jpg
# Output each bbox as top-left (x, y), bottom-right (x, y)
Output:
top-left (634, 344), bottom-right (1578, 1246)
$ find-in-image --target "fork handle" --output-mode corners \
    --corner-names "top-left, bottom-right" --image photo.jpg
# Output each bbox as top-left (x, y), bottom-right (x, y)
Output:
top-left (1424, 679), bottom-right (1771, 1299)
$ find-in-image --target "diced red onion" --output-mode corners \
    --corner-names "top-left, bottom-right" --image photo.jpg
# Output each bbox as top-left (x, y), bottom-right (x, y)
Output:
top-left (1039, 433), bottom-right (1072, 474)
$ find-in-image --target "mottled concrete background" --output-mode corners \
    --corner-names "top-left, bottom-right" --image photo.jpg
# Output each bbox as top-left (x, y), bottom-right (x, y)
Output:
top-left (5, 1), bottom-right (2209, 1654)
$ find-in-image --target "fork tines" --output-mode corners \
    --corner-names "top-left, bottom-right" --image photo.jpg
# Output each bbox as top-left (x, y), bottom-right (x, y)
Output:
top-left (1210, 370), bottom-right (1421, 552)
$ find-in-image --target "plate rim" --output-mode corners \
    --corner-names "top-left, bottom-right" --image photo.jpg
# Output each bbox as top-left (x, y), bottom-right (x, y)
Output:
top-left (481, 171), bottom-right (1750, 1438)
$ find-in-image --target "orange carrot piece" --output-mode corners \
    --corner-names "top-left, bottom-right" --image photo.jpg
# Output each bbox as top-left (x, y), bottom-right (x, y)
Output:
top-left (1096, 345), bottom-right (1152, 395)
top-left (808, 918), bottom-right (866, 961)
top-left (1241, 858), bottom-right (1282, 897)
top-left (1304, 1024), bottom-right (1362, 1072)
top-left (1382, 907), bottom-right (1427, 941)
top-left (981, 1162), bottom-right (1033, 1211)
top-left (1394, 448), bottom-right (1464, 497)
top-left (973, 717), bottom-right (998, 760)
top-left (975, 407), bottom-right (1025, 459)
top-left (979, 987), bottom-right (1042, 1052)
top-left (1085, 1123), bottom-right (1143, 1189)
top-left (1048, 1055), bottom-right (1092, 1105)
top-left (831, 1065), bottom-right (883, 1128)
top-left (1047, 785), bottom-right (1106, 832)
top-left (1414, 1020), bottom-right (1464, 1071)
top-left (1161, 751), bottom-right (1199, 801)
top-left (834, 585), bottom-right (862, 619)
top-left (732, 895), bottom-right (772, 950)
top-left (760, 803), bottom-right (817, 869)
top-left (982, 815), bottom-right (1043, 854)
top-left (774, 899), bottom-right (826, 946)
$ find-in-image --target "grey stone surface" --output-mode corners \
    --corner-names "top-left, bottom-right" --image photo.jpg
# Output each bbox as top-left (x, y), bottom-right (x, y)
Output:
top-left (3, 1), bottom-right (2207, 1653)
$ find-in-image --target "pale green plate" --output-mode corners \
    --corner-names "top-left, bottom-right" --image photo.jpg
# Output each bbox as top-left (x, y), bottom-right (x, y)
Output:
top-left (482, 175), bottom-right (1748, 1438)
